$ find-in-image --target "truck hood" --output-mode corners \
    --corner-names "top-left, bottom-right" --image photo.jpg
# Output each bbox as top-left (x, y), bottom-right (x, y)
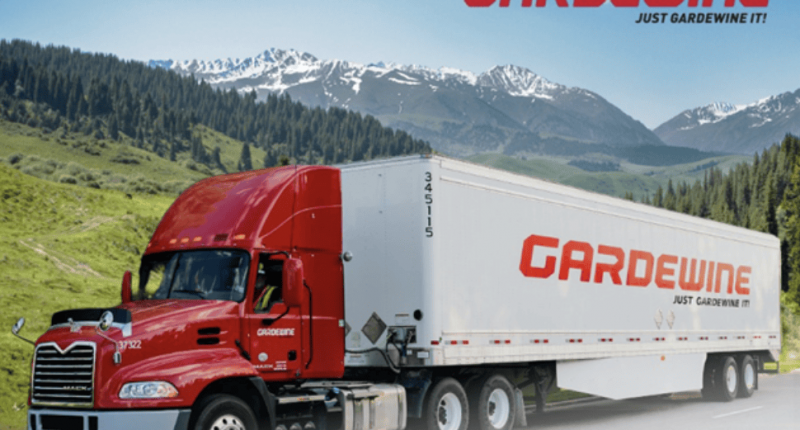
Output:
top-left (33, 300), bottom-right (246, 410)
top-left (119, 299), bottom-right (240, 328)
top-left (39, 300), bottom-right (240, 345)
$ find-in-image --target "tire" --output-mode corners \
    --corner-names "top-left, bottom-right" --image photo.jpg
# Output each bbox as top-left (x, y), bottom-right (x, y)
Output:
top-left (423, 378), bottom-right (469, 430)
top-left (468, 374), bottom-right (516, 430)
top-left (714, 356), bottom-right (739, 402)
top-left (738, 355), bottom-right (757, 398)
top-left (193, 394), bottom-right (257, 430)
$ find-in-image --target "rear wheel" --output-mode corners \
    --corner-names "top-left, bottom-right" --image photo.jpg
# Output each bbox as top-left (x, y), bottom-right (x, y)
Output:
top-left (715, 356), bottom-right (739, 402)
top-left (469, 374), bottom-right (516, 430)
top-left (738, 355), bottom-right (757, 398)
top-left (424, 378), bottom-right (469, 430)
top-left (193, 394), bottom-right (257, 430)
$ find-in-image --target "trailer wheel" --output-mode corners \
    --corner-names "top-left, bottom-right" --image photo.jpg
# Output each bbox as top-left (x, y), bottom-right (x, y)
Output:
top-left (714, 356), bottom-right (739, 402)
top-left (424, 378), bottom-right (469, 430)
top-left (738, 355), bottom-right (757, 398)
top-left (193, 394), bottom-right (257, 430)
top-left (469, 374), bottom-right (516, 430)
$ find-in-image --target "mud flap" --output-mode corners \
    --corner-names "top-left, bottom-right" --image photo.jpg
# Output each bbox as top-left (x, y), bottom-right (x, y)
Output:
top-left (514, 388), bottom-right (527, 428)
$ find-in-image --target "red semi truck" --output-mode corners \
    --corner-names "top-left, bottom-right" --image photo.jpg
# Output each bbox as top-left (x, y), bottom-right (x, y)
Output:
top-left (13, 155), bottom-right (781, 430)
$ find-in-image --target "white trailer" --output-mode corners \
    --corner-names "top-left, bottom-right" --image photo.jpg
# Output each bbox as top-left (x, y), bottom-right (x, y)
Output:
top-left (339, 155), bottom-right (780, 427)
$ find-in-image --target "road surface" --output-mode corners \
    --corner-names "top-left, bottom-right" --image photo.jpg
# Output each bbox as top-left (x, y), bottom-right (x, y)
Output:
top-left (523, 372), bottom-right (800, 430)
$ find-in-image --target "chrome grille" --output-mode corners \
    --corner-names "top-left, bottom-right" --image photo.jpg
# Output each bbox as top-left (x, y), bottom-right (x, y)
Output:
top-left (32, 342), bottom-right (95, 407)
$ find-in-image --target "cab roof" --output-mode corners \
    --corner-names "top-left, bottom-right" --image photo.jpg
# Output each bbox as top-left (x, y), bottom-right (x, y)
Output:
top-left (146, 165), bottom-right (341, 255)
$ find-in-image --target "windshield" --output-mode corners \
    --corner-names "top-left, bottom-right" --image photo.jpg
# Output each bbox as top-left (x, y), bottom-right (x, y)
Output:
top-left (138, 250), bottom-right (249, 302)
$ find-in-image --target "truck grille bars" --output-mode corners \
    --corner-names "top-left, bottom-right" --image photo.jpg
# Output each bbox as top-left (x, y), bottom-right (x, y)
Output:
top-left (32, 342), bottom-right (96, 408)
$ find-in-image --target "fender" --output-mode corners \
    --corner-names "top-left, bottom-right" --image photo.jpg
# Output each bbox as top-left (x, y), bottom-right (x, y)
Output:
top-left (249, 376), bottom-right (277, 430)
top-left (98, 348), bottom-right (257, 409)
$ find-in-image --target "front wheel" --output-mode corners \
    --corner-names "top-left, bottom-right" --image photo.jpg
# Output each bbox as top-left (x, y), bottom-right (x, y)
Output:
top-left (424, 378), bottom-right (469, 430)
top-left (193, 394), bottom-right (257, 430)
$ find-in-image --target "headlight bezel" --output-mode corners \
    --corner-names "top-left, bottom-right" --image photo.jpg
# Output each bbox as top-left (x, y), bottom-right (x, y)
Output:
top-left (118, 381), bottom-right (179, 399)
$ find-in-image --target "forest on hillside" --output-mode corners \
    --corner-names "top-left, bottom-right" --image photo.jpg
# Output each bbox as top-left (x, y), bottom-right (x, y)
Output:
top-left (0, 39), bottom-right (430, 170)
top-left (634, 134), bottom-right (800, 309)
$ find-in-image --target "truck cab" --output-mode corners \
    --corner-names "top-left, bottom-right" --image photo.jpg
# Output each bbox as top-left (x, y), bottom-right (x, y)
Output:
top-left (16, 165), bottom-right (406, 430)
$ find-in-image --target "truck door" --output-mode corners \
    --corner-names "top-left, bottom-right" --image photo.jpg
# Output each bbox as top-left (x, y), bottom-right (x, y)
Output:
top-left (247, 255), bottom-right (304, 378)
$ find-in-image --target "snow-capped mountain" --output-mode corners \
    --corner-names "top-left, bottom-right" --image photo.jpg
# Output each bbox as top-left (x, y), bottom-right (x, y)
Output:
top-left (151, 49), bottom-right (664, 156)
top-left (655, 91), bottom-right (800, 155)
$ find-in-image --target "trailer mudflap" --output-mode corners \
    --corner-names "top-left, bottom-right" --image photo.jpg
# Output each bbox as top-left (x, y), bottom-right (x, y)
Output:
top-left (557, 353), bottom-right (706, 400)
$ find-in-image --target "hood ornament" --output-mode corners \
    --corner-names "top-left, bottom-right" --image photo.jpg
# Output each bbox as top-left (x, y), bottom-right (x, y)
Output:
top-left (68, 318), bottom-right (80, 333)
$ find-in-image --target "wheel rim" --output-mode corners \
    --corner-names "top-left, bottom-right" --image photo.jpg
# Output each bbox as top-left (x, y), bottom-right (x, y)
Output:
top-left (436, 392), bottom-right (462, 430)
top-left (211, 414), bottom-right (246, 430)
top-left (743, 362), bottom-right (755, 391)
top-left (725, 363), bottom-right (738, 395)
top-left (486, 388), bottom-right (511, 429)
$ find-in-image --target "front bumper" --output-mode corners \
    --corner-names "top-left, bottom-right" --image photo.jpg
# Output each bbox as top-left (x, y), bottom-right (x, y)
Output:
top-left (28, 408), bottom-right (191, 430)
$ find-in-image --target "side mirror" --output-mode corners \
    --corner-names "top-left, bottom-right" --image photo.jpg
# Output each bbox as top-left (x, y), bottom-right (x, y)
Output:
top-left (121, 271), bottom-right (132, 304)
top-left (12, 317), bottom-right (24, 335)
top-left (11, 317), bottom-right (34, 346)
top-left (283, 259), bottom-right (306, 308)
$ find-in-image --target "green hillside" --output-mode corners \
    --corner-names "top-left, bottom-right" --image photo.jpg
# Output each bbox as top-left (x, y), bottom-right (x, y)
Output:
top-left (0, 163), bottom-right (172, 429)
top-left (0, 118), bottom-right (272, 195)
top-left (469, 153), bottom-right (751, 201)
top-left (0, 40), bottom-right (431, 172)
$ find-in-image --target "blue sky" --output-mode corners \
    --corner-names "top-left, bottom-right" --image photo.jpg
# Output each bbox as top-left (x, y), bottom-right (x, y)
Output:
top-left (1, 0), bottom-right (795, 129)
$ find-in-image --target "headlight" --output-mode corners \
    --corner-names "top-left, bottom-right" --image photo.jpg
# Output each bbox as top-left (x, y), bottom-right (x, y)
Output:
top-left (119, 381), bottom-right (179, 399)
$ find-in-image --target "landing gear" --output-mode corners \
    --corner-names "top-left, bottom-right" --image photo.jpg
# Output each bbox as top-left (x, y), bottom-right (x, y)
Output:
top-left (531, 363), bottom-right (556, 413)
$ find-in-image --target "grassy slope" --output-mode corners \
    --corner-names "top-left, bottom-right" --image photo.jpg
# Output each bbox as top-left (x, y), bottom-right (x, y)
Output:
top-left (0, 119), bottom-right (266, 194)
top-left (0, 120), bottom-right (203, 185)
top-left (193, 125), bottom-right (267, 174)
top-left (0, 164), bottom-right (173, 429)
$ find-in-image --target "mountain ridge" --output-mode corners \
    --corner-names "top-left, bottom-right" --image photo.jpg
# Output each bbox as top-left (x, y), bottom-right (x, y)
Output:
top-left (655, 90), bottom-right (800, 155)
top-left (150, 48), bottom-right (666, 157)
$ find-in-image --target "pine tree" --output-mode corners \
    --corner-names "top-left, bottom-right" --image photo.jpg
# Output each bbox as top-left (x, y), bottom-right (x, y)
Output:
top-left (238, 143), bottom-right (253, 172)
top-left (781, 158), bottom-right (800, 302)
top-left (108, 114), bottom-right (119, 140)
top-left (653, 186), bottom-right (664, 208)
top-left (664, 179), bottom-right (676, 211)
top-left (212, 147), bottom-right (226, 173)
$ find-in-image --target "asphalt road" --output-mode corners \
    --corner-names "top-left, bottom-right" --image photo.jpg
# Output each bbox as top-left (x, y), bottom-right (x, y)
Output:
top-left (523, 372), bottom-right (800, 430)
